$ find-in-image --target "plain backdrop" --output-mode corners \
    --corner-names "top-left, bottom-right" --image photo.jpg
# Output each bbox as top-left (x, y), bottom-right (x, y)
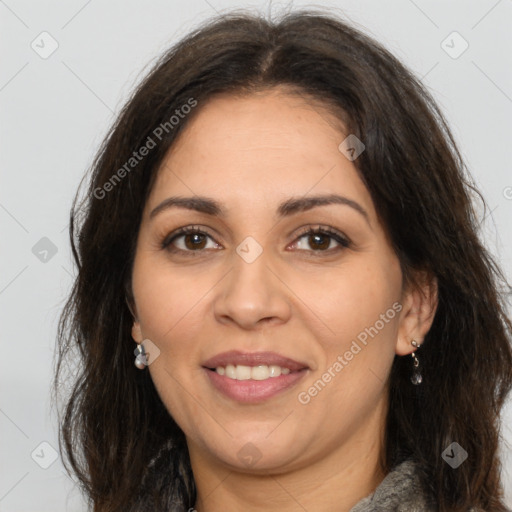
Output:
top-left (1, 1), bottom-right (511, 510)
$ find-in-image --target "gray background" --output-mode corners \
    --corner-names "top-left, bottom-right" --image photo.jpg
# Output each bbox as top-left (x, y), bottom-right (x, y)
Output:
top-left (1, 0), bottom-right (511, 510)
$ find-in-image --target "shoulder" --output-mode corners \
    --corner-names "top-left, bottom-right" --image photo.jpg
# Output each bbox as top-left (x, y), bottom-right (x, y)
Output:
top-left (349, 460), bottom-right (435, 512)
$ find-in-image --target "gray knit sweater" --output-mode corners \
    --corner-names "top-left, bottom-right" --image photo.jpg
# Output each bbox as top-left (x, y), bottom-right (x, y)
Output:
top-left (349, 460), bottom-right (435, 512)
top-left (349, 460), bottom-right (484, 512)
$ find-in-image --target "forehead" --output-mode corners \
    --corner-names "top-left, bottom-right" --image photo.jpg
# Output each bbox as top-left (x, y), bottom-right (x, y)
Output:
top-left (145, 90), bottom-right (374, 220)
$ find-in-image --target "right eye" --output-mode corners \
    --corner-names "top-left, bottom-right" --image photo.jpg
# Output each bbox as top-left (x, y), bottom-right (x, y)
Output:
top-left (161, 226), bottom-right (222, 254)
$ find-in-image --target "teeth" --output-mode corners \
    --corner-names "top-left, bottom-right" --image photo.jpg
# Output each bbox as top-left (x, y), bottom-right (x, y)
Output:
top-left (225, 364), bottom-right (236, 379)
top-left (215, 364), bottom-right (293, 380)
top-left (235, 365), bottom-right (252, 380)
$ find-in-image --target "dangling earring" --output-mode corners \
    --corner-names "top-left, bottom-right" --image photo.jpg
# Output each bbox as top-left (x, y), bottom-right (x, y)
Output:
top-left (134, 342), bottom-right (147, 370)
top-left (410, 340), bottom-right (422, 385)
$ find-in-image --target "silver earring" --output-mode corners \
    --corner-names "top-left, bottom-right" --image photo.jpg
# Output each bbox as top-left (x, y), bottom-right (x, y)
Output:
top-left (410, 340), bottom-right (422, 385)
top-left (134, 343), bottom-right (147, 370)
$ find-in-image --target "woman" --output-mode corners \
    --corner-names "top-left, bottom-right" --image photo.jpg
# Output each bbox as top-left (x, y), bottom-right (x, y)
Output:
top-left (55, 8), bottom-right (512, 512)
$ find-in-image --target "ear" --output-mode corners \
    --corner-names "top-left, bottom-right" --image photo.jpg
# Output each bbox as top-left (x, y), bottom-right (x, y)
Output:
top-left (126, 295), bottom-right (143, 343)
top-left (132, 320), bottom-right (143, 343)
top-left (395, 272), bottom-right (438, 356)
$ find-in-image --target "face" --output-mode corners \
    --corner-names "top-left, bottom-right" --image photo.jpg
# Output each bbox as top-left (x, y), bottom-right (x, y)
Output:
top-left (130, 88), bottom-right (424, 474)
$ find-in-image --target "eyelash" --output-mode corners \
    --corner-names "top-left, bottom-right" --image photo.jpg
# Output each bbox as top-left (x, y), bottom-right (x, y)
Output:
top-left (161, 225), bottom-right (351, 257)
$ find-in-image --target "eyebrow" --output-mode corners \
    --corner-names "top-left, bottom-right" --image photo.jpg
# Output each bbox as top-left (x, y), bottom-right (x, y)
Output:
top-left (149, 194), bottom-right (370, 224)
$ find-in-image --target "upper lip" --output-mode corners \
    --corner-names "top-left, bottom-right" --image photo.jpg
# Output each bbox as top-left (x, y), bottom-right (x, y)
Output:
top-left (202, 351), bottom-right (309, 372)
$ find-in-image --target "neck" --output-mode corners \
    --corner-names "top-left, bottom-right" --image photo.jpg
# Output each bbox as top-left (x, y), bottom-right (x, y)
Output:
top-left (189, 402), bottom-right (387, 512)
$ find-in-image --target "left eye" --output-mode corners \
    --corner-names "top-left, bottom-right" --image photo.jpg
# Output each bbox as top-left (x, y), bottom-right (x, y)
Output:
top-left (292, 228), bottom-right (350, 252)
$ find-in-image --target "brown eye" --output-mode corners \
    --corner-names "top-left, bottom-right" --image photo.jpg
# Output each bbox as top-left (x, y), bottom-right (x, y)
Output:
top-left (293, 227), bottom-right (350, 253)
top-left (307, 233), bottom-right (331, 251)
top-left (162, 226), bottom-right (221, 255)
top-left (183, 233), bottom-right (207, 250)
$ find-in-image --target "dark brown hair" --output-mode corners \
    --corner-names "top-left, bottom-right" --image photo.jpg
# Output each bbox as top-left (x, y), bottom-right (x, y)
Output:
top-left (54, 8), bottom-right (512, 512)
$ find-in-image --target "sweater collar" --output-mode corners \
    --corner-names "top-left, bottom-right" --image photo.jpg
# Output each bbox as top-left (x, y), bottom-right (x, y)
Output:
top-left (349, 460), bottom-right (434, 512)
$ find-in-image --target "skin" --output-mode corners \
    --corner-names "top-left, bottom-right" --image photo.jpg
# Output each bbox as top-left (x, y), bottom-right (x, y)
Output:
top-left (130, 87), bottom-right (437, 512)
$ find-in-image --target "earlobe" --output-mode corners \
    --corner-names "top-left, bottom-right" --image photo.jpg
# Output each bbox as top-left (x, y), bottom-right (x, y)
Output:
top-left (131, 321), bottom-right (143, 343)
top-left (395, 274), bottom-right (438, 356)
top-left (126, 295), bottom-right (142, 342)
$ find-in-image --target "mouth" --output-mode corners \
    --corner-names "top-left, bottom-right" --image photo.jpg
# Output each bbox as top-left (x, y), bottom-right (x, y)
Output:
top-left (202, 351), bottom-right (309, 403)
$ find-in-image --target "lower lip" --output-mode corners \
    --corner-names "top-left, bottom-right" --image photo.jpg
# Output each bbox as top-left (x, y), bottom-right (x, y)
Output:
top-left (204, 368), bottom-right (308, 403)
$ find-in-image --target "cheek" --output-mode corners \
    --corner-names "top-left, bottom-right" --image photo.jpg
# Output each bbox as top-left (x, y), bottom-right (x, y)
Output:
top-left (290, 258), bottom-right (401, 344)
top-left (131, 250), bottom-right (214, 343)
top-left (293, 265), bottom-right (400, 431)
top-left (291, 256), bottom-right (402, 403)
top-left (131, 254), bottom-right (213, 426)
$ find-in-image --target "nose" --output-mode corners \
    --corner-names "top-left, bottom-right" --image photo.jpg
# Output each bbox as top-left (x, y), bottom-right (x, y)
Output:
top-left (213, 249), bottom-right (292, 330)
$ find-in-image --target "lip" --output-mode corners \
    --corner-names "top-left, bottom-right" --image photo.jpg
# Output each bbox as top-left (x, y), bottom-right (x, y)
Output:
top-left (202, 351), bottom-right (310, 404)
top-left (202, 350), bottom-right (309, 372)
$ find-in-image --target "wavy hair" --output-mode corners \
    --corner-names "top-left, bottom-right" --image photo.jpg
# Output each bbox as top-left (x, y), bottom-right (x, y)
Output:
top-left (54, 8), bottom-right (512, 512)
